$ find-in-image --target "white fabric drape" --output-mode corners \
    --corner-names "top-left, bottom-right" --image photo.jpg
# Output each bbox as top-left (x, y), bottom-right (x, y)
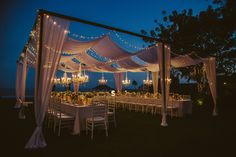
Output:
top-left (15, 54), bottom-right (27, 107)
top-left (62, 37), bottom-right (102, 54)
top-left (17, 55), bottom-right (28, 119)
top-left (20, 54), bottom-right (27, 102)
top-left (91, 36), bottom-right (131, 60)
top-left (204, 57), bottom-right (217, 116)
top-left (117, 57), bottom-right (144, 69)
top-left (114, 72), bottom-right (123, 91)
top-left (136, 46), bottom-right (160, 64)
top-left (157, 44), bottom-right (171, 126)
top-left (25, 15), bottom-right (69, 149)
top-left (15, 61), bottom-right (22, 108)
top-left (152, 71), bottom-right (159, 94)
top-left (171, 55), bottom-right (201, 68)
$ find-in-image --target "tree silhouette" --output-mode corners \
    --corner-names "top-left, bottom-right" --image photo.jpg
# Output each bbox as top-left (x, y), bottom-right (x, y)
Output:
top-left (132, 80), bottom-right (138, 90)
top-left (141, 0), bottom-right (236, 78)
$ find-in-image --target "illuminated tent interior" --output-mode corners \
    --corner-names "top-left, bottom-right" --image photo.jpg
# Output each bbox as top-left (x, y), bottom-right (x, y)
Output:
top-left (16, 10), bottom-right (217, 148)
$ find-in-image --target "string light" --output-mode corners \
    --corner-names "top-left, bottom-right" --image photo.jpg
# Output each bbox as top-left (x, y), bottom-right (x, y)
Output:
top-left (66, 28), bottom-right (151, 51)
top-left (112, 30), bottom-right (145, 50)
top-left (68, 32), bottom-right (106, 40)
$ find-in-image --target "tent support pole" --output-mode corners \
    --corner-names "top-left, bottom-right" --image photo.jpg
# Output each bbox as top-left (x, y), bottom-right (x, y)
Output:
top-left (161, 43), bottom-right (168, 127)
top-left (35, 12), bottom-right (44, 104)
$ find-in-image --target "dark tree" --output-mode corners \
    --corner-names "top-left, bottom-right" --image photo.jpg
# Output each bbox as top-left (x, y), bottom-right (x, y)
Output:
top-left (141, 0), bottom-right (236, 79)
top-left (132, 80), bottom-right (138, 89)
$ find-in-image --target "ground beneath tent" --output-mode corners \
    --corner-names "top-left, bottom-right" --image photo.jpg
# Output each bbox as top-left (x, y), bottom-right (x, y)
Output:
top-left (0, 98), bottom-right (235, 157)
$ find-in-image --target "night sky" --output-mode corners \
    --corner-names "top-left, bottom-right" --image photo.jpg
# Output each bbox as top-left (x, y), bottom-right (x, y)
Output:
top-left (0, 0), bottom-right (212, 90)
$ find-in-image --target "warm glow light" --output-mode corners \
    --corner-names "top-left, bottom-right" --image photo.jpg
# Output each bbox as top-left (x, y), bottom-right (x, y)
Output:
top-left (166, 78), bottom-right (172, 83)
top-left (122, 71), bottom-right (131, 86)
top-left (72, 63), bottom-right (89, 84)
top-left (98, 72), bottom-right (107, 85)
top-left (53, 77), bottom-right (60, 84)
top-left (197, 98), bottom-right (204, 106)
top-left (143, 71), bottom-right (152, 85)
top-left (60, 72), bottom-right (72, 86)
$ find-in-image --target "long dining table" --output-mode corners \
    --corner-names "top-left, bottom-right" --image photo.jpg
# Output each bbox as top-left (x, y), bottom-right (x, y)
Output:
top-left (97, 96), bottom-right (192, 117)
top-left (59, 97), bottom-right (192, 135)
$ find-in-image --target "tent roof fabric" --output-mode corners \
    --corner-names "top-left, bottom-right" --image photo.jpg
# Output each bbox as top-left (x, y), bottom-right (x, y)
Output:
top-left (25, 32), bottom-right (206, 73)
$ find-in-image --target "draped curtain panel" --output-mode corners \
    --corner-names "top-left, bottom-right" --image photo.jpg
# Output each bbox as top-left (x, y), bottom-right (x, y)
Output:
top-left (204, 57), bottom-right (217, 115)
top-left (171, 55), bottom-right (201, 68)
top-left (25, 15), bottom-right (70, 149)
top-left (136, 46), bottom-right (160, 64)
top-left (152, 71), bottom-right (159, 94)
top-left (157, 44), bottom-right (171, 126)
top-left (114, 72), bottom-right (123, 91)
top-left (17, 55), bottom-right (28, 119)
top-left (15, 62), bottom-right (22, 108)
top-left (20, 55), bottom-right (28, 102)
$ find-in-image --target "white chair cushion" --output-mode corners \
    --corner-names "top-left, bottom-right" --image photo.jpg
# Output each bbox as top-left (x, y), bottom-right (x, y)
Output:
top-left (87, 116), bottom-right (105, 122)
top-left (107, 111), bottom-right (114, 115)
top-left (61, 114), bottom-right (74, 119)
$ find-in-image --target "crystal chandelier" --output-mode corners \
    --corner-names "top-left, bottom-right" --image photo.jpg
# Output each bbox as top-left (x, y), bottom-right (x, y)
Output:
top-left (143, 71), bottom-right (152, 85)
top-left (60, 72), bottom-right (72, 86)
top-left (98, 72), bottom-right (107, 85)
top-left (72, 63), bottom-right (89, 84)
top-left (122, 71), bottom-right (131, 86)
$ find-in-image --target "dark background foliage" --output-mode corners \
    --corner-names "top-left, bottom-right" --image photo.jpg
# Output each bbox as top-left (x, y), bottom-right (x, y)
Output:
top-left (141, 0), bottom-right (236, 78)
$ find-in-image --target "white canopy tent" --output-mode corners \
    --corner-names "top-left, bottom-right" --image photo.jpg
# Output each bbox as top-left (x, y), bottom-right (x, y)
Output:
top-left (16, 10), bottom-right (218, 149)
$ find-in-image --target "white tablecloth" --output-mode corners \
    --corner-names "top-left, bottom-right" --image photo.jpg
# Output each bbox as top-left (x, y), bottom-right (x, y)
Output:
top-left (60, 103), bottom-right (93, 135)
top-left (114, 96), bottom-right (192, 116)
top-left (174, 99), bottom-right (192, 116)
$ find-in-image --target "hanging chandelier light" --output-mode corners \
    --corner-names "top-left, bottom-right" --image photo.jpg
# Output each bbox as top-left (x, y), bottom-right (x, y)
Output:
top-left (143, 71), bottom-right (153, 85)
top-left (83, 69), bottom-right (89, 83)
top-left (122, 71), bottom-right (131, 86)
top-left (72, 63), bottom-right (89, 84)
top-left (98, 72), bottom-right (107, 85)
top-left (53, 77), bottom-right (61, 84)
top-left (60, 72), bottom-right (72, 86)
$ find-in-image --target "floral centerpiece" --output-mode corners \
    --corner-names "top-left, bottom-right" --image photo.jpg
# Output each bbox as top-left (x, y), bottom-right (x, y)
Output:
top-left (71, 93), bottom-right (78, 104)
top-left (173, 93), bottom-right (181, 100)
top-left (144, 92), bottom-right (150, 98)
top-left (116, 91), bottom-right (122, 96)
top-left (131, 92), bottom-right (136, 97)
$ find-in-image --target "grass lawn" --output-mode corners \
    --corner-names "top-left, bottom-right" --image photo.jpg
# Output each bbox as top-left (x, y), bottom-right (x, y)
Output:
top-left (0, 97), bottom-right (235, 157)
